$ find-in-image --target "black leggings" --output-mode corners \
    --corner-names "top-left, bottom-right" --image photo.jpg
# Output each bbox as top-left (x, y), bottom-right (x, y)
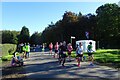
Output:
top-left (58, 53), bottom-right (66, 65)
top-left (59, 57), bottom-right (65, 65)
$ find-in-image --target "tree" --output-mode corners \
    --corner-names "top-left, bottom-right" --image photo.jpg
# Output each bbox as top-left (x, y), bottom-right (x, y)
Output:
top-left (40, 11), bottom-right (97, 47)
top-left (2, 30), bottom-right (19, 44)
top-left (18, 26), bottom-right (30, 43)
top-left (96, 3), bottom-right (120, 48)
top-left (61, 11), bottom-right (78, 43)
top-left (30, 32), bottom-right (41, 45)
top-left (40, 4), bottom-right (120, 49)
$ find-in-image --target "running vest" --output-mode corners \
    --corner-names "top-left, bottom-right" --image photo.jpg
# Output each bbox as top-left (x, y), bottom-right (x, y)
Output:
top-left (22, 46), bottom-right (26, 51)
top-left (87, 45), bottom-right (92, 53)
top-left (68, 45), bottom-right (72, 52)
top-left (55, 45), bottom-right (59, 50)
top-left (49, 44), bottom-right (53, 49)
top-left (77, 46), bottom-right (83, 54)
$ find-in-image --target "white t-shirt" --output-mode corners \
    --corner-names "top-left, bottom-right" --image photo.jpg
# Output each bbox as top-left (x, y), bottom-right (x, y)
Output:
top-left (77, 46), bottom-right (83, 54)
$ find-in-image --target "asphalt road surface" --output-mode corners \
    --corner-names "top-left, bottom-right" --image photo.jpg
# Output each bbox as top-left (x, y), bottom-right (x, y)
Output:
top-left (23, 52), bottom-right (119, 80)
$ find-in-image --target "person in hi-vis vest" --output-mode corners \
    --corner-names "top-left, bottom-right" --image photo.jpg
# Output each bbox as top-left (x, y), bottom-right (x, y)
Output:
top-left (26, 43), bottom-right (30, 58)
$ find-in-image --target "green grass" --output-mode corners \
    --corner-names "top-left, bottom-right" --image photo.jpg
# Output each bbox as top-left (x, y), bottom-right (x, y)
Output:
top-left (94, 49), bottom-right (120, 63)
top-left (0, 44), bottom-right (17, 61)
top-left (1, 44), bottom-right (17, 56)
top-left (2, 55), bottom-right (14, 61)
top-left (1, 52), bottom-right (21, 61)
top-left (70, 49), bottom-right (120, 64)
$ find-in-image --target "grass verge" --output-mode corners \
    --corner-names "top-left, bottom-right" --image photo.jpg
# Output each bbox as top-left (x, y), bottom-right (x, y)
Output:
top-left (1, 44), bottom-right (17, 62)
top-left (1, 44), bottom-right (17, 56)
top-left (70, 49), bottom-right (120, 68)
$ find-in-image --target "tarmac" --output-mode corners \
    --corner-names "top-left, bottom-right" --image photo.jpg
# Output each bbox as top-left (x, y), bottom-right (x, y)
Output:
top-left (23, 52), bottom-right (119, 79)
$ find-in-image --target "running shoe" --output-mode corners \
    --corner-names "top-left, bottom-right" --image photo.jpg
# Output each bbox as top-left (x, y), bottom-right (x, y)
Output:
top-left (89, 63), bottom-right (94, 66)
top-left (77, 64), bottom-right (80, 67)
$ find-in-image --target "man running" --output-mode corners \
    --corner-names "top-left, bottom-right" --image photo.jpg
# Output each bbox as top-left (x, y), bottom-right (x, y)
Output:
top-left (58, 42), bottom-right (62, 62)
top-left (76, 42), bottom-right (83, 67)
top-left (59, 41), bottom-right (67, 67)
top-left (87, 42), bottom-right (94, 66)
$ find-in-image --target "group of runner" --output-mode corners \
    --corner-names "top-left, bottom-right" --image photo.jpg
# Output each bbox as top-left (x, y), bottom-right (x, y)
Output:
top-left (76, 42), bottom-right (94, 67)
top-left (48, 41), bottom-right (94, 67)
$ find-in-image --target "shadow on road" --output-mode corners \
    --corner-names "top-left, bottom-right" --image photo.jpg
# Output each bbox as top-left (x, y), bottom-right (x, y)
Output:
top-left (24, 59), bottom-right (119, 80)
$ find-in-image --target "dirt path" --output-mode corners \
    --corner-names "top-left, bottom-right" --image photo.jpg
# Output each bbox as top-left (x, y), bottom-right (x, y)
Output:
top-left (22, 52), bottom-right (119, 79)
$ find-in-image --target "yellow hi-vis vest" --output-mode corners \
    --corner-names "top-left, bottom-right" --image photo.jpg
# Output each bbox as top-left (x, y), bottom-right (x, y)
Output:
top-left (26, 45), bottom-right (30, 52)
top-left (22, 46), bottom-right (26, 51)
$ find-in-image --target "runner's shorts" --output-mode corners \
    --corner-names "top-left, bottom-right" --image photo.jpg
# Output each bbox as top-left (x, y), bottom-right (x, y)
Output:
top-left (77, 54), bottom-right (83, 57)
top-left (88, 53), bottom-right (93, 56)
top-left (55, 50), bottom-right (58, 53)
top-left (67, 51), bottom-right (72, 55)
top-left (61, 52), bottom-right (67, 58)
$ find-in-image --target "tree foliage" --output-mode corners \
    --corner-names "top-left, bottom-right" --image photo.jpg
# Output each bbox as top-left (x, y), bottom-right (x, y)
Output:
top-left (40, 11), bottom-right (97, 48)
top-left (18, 26), bottom-right (30, 43)
top-left (40, 3), bottom-right (120, 49)
top-left (96, 3), bottom-right (120, 48)
top-left (30, 32), bottom-right (41, 45)
top-left (1, 30), bottom-right (19, 44)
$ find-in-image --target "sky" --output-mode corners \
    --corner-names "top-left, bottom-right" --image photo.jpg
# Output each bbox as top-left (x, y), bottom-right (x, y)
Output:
top-left (1, 1), bottom-right (120, 35)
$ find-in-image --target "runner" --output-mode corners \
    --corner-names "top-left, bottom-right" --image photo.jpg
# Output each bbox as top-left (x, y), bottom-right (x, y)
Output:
top-left (54, 42), bottom-right (59, 58)
top-left (87, 42), bottom-right (94, 66)
top-left (49, 42), bottom-right (53, 55)
top-left (67, 43), bottom-right (73, 62)
top-left (58, 42), bottom-right (62, 63)
top-left (76, 42), bottom-right (83, 67)
top-left (59, 41), bottom-right (67, 67)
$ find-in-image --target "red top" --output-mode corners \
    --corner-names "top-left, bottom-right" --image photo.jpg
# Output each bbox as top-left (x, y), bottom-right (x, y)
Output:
top-left (49, 43), bottom-right (53, 49)
top-left (55, 44), bottom-right (59, 50)
top-left (67, 45), bottom-right (73, 52)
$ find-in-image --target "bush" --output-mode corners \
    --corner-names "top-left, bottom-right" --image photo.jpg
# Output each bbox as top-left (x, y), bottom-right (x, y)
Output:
top-left (8, 48), bottom-right (14, 55)
top-left (1, 44), bottom-right (17, 61)
top-left (2, 44), bottom-right (17, 56)
top-left (1, 55), bottom-right (13, 61)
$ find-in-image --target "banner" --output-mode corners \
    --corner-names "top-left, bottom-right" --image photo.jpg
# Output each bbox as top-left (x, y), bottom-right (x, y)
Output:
top-left (85, 31), bottom-right (89, 39)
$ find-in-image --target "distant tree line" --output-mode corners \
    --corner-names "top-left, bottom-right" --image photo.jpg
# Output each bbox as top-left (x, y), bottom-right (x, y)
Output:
top-left (1, 26), bottom-right (41, 46)
top-left (1, 3), bottom-right (120, 49)
top-left (2, 30), bottom-right (19, 44)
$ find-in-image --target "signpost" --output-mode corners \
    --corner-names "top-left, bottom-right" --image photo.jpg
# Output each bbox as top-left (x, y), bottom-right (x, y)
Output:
top-left (71, 36), bottom-right (75, 45)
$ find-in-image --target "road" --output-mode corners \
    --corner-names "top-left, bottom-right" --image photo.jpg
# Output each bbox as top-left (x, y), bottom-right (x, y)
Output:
top-left (23, 52), bottom-right (119, 79)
